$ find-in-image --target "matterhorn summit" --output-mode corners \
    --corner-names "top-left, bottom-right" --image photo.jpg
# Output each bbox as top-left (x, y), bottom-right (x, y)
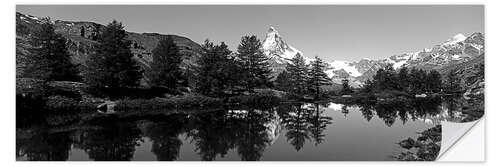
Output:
top-left (262, 26), bottom-right (303, 64)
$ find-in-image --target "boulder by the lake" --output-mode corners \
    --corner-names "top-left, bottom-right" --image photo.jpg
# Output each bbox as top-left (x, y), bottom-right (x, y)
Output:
top-left (415, 94), bottom-right (427, 98)
top-left (97, 100), bottom-right (116, 114)
top-left (398, 137), bottom-right (416, 149)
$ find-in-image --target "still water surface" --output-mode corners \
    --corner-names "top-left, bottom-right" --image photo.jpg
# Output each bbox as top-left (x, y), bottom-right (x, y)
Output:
top-left (17, 97), bottom-right (480, 161)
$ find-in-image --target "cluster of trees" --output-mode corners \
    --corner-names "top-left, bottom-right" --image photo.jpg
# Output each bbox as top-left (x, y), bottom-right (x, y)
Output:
top-left (24, 19), bottom-right (280, 98)
top-left (275, 54), bottom-right (332, 99)
top-left (340, 78), bottom-right (354, 95)
top-left (23, 18), bottom-right (143, 89)
top-left (194, 35), bottom-right (273, 97)
top-left (360, 66), bottom-right (444, 94)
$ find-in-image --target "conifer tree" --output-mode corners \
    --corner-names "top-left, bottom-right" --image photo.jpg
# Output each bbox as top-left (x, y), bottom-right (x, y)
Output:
top-left (286, 53), bottom-right (309, 96)
top-left (397, 66), bottom-right (410, 91)
top-left (340, 78), bottom-right (353, 95)
top-left (25, 18), bottom-right (80, 81)
top-left (195, 40), bottom-right (243, 97)
top-left (408, 68), bottom-right (417, 93)
top-left (409, 68), bottom-right (427, 93)
top-left (83, 20), bottom-right (142, 88)
top-left (146, 36), bottom-right (186, 90)
top-left (80, 26), bottom-right (85, 37)
top-left (236, 35), bottom-right (273, 91)
top-left (275, 71), bottom-right (292, 92)
top-left (427, 70), bottom-right (442, 93)
top-left (360, 79), bottom-right (375, 93)
top-left (307, 56), bottom-right (331, 98)
top-left (445, 70), bottom-right (461, 92)
top-left (372, 65), bottom-right (397, 91)
top-left (383, 65), bottom-right (398, 90)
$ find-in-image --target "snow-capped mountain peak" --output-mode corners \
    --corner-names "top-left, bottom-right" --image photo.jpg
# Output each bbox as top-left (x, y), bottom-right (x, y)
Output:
top-left (262, 26), bottom-right (303, 64)
top-left (443, 33), bottom-right (467, 46)
top-left (16, 12), bottom-right (43, 24)
top-left (268, 26), bottom-right (278, 34)
top-left (259, 25), bottom-right (484, 88)
top-left (327, 61), bottom-right (362, 77)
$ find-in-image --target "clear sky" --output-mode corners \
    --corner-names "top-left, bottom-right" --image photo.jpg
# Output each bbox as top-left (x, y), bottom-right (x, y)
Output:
top-left (16, 5), bottom-right (484, 62)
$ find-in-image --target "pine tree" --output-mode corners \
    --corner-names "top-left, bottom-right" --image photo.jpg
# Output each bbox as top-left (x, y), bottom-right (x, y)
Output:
top-left (146, 36), bottom-right (186, 90)
top-left (83, 20), bottom-right (142, 88)
top-left (236, 35), bottom-right (273, 91)
top-left (397, 66), bottom-right (410, 91)
top-left (24, 18), bottom-right (80, 81)
top-left (195, 40), bottom-right (243, 97)
top-left (445, 70), bottom-right (461, 92)
top-left (286, 53), bottom-right (309, 96)
top-left (408, 68), bottom-right (420, 93)
top-left (427, 70), bottom-right (442, 93)
top-left (307, 56), bottom-right (331, 98)
top-left (340, 78), bottom-right (353, 95)
top-left (360, 79), bottom-right (375, 93)
top-left (409, 68), bottom-right (428, 93)
top-left (372, 66), bottom-right (397, 91)
top-left (383, 65), bottom-right (398, 90)
top-left (80, 26), bottom-right (85, 37)
top-left (275, 71), bottom-right (292, 92)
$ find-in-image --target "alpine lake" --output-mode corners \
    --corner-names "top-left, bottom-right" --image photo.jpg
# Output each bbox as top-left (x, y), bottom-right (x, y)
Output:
top-left (16, 95), bottom-right (483, 161)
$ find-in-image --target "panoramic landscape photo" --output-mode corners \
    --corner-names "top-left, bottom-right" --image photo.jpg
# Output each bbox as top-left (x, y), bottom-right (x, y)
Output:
top-left (16, 5), bottom-right (484, 161)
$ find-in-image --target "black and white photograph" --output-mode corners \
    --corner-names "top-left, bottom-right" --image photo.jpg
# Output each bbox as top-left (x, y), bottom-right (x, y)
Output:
top-left (14, 4), bottom-right (485, 161)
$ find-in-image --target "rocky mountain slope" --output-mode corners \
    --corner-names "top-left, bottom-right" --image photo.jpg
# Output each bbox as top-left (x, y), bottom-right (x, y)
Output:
top-left (440, 54), bottom-right (484, 96)
top-left (16, 12), bottom-right (202, 86)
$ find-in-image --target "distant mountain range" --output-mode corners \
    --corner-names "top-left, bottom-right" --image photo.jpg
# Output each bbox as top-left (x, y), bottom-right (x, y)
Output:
top-left (16, 12), bottom-right (485, 92)
top-left (261, 26), bottom-right (484, 88)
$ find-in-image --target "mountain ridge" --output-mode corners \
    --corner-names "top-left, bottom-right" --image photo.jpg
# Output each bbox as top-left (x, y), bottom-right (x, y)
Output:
top-left (16, 11), bottom-right (484, 91)
top-left (260, 26), bottom-right (484, 87)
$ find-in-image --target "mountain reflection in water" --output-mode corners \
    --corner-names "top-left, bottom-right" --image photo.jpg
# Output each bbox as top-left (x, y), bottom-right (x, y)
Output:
top-left (16, 96), bottom-right (482, 161)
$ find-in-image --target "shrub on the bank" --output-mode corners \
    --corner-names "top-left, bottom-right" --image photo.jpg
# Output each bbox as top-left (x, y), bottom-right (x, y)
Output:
top-left (228, 91), bottom-right (281, 109)
top-left (374, 90), bottom-right (410, 98)
top-left (115, 94), bottom-right (223, 111)
top-left (47, 86), bottom-right (82, 100)
top-left (171, 94), bottom-right (223, 108)
top-left (45, 114), bottom-right (81, 126)
top-left (45, 95), bottom-right (79, 112)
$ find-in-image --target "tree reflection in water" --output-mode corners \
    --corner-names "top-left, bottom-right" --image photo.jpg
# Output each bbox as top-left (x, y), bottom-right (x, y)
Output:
top-left (281, 103), bottom-right (311, 151)
top-left (278, 102), bottom-right (333, 151)
top-left (140, 114), bottom-right (186, 161)
top-left (354, 97), bottom-right (444, 126)
top-left (307, 103), bottom-right (333, 146)
top-left (187, 110), bottom-right (239, 160)
top-left (186, 107), bottom-right (281, 161)
top-left (236, 109), bottom-right (274, 161)
top-left (74, 118), bottom-right (142, 161)
top-left (15, 95), bottom-right (482, 161)
top-left (16, 128), bottom-right (72, 161)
